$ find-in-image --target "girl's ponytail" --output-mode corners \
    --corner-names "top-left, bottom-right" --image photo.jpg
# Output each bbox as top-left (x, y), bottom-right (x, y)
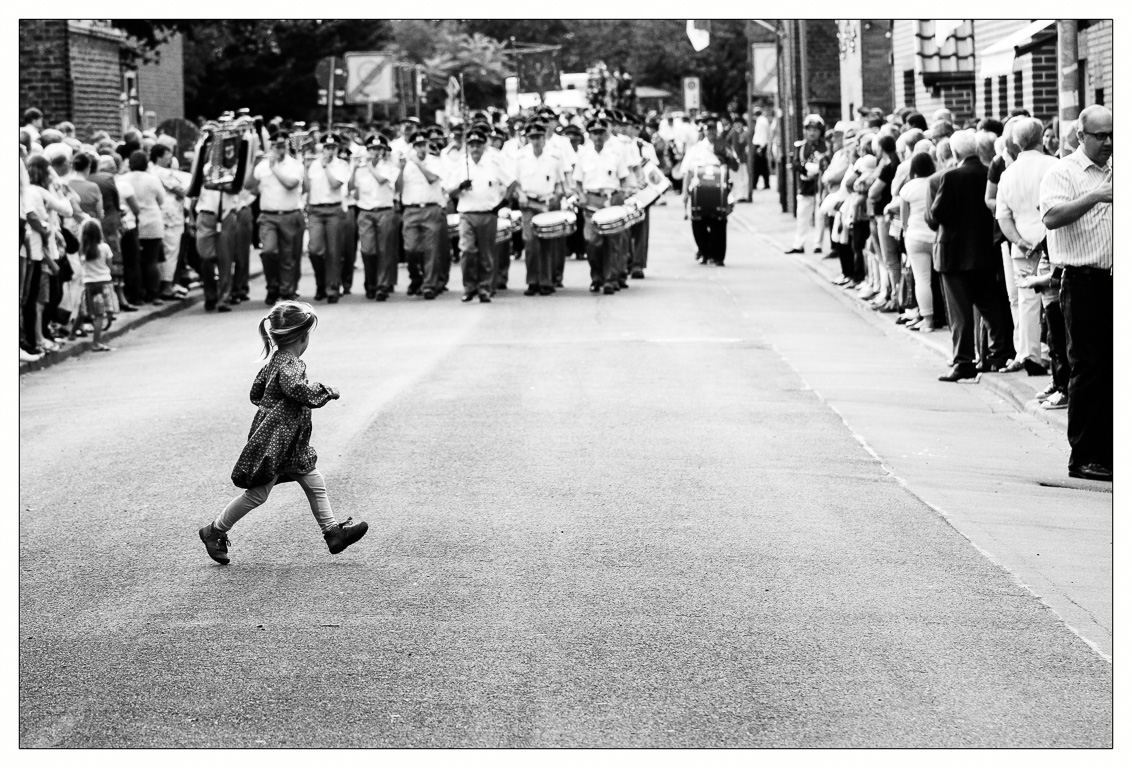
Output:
top-left (258, 316), bottom-right (273, 358)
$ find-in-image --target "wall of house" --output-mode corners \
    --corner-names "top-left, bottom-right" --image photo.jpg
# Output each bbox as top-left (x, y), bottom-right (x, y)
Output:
top-left (1081, 20), bottom-right (1112, 108)
top-left (19, 20), bottom-right (72, 125)
top-left (860, 20), bottom-right (894, 113)
top-left (68, 22), bottom-right (126, 140)
top-left (137, 33), bottom-right (185, 127)
top-left (804, 20), bottom-right (842, 122)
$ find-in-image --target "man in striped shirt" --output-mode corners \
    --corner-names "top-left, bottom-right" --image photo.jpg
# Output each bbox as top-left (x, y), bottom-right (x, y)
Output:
top-left (1039, 105), bottom-right (1113, 482)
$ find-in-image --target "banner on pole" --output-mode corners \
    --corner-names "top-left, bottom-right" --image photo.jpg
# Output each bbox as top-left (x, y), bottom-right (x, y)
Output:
top-left (512, 48), bottom-right (560, 93)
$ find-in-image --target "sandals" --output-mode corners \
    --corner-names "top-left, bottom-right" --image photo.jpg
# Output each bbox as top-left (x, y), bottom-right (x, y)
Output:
top-left (91, 344), bottom-right (112, 352)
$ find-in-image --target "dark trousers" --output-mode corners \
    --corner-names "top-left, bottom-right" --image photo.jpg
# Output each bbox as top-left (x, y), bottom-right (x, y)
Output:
top-left (494, 229), bottom-right (512, 289)
top-left (357, 208), bottom-right (399, 293)
top-left (120, 228), bottom-right (143, 304)
top-left (196, 210), bottom-right (234, 305)
top-left (940, 269), bottom-right (1014, 369)
top-left (258, 210), bottom-right (304, 299)
top-left (691, 217), bottom-right (727, 264)
top-left (341, 206), bottom-right (358, 292)
top-left (233, 207), bottom-right (253, 299)
top-left (582, 208), bottom-right (629, 287)
top-left (521, 209), bottom-right (554, 287)
top-left (1043, 300), bottom-right (1069, 393)
top-left (567, 209), bottom-right (586, 258)
top-left (459, 211), bottom-right (497, 296)
top-left (630, 209), bottom-right (650, 272)
top-left (402, 206), bottom-right (445, 292)
top-left (308, 204), bottom-right (346, 298)
top-left (752, 145), bottom-right (771, 189)
top-left (850, 222), bottom-right (869, 282)
top-left (1061, 267), bottom-right (1112, 468)
top-left (835, 240), bottom-right (855, 280)
top-left (21, 259), bottom-right (42, 348)
top-left (139, 237), bottom-right (164, 301)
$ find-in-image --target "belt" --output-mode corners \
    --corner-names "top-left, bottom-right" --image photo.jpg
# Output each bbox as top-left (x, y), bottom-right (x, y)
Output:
top-left (403, 203), bottom-right (439, 209)
top-left (309, 202), bottom-right (343, 208)
top-left (259, 209), bottom-right (301, 216)
top-left (461, 210), bottom-right (496, 215)
top-left (1064, 265), bottom-right (1112, 277)
top-left (358, 206), bottom-right (394, 212)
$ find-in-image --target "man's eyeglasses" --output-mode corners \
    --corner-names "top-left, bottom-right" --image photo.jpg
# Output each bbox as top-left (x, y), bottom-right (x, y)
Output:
top-left (1083, 131), bottom-right (1113, 142)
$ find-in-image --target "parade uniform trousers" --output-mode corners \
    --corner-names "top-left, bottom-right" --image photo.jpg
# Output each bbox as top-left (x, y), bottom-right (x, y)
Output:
top-left (195, 209), bottom-right (235, 306)
top-left (307, 203), bottom-right (347, 299)
top-left (232, 206), bottom-right (253, 301)
top-left (692, 214), bottom-right (728, 265)
top-left (521, 207), bottom-right (555, 291)
top-left (402, 203), bottom-right (445, 295)
top-left (494, 217), bottom-right (512, 290)
top-left (459, 211), bottom-right (498, 298)
top-left (583, 191), bottom-right (629, 290)
top-left (341, 205), bottom-right (359, 294)
top-left (258, 209), bottom-right (304, 300)
top-left (629, 207), bottom-right (650, 274)
top-left (357, 206), bottom-right (399, 296)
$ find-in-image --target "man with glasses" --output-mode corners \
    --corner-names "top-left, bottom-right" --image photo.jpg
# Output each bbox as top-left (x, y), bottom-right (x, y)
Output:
top-left (1040, 105), bottom-right (1113, 482)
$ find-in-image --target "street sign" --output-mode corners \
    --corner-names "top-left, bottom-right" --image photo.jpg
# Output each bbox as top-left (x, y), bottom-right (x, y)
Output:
top-left (751, 43), bottom-right (777, 96)
top-left (344, 52), bottom-right (397, 104)
top-left (683, 77), bottom-right (701, 111)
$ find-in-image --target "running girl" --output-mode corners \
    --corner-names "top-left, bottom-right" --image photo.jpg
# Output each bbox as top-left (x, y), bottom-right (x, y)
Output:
top-left (73, 219), bottom-right (117, 351)
top-left (199, 300), bottom-right (367, 564)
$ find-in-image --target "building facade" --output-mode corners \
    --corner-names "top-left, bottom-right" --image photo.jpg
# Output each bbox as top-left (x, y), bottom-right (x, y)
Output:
top-left (19, 19), bottom-right (184, 140)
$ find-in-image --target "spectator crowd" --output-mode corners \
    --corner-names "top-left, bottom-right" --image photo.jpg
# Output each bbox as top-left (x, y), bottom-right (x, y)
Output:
top-left (795, 102), bottom-right (1112, 482)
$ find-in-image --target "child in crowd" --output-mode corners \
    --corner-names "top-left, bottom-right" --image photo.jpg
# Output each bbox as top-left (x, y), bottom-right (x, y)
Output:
top-left (199, 300), bottom-right (368, 565)
top-left (72, 219), bottom-right (117, 351)
top-left (1018, 247), bottom-right (1068, 410)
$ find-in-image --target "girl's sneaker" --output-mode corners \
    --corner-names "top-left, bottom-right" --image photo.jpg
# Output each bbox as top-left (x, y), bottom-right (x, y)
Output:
top-left (324, 517), bottom-right (369, 554)
top-left (199, 523), bottom-right (231, 564)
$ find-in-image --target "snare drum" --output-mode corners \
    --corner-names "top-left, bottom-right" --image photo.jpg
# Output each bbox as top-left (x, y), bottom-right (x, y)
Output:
top-left (531, 210), bottom-right (576, 239)
top-left (495, 216), bottom-right (512, 243)
top-left (592, 206), bottom-right (634, 235)
top-left (447, 213), bottom-right (460, 239)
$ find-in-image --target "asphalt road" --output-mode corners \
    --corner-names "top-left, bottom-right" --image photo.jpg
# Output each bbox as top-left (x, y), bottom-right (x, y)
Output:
top-left (19, 199), bottom-right (1112, 747)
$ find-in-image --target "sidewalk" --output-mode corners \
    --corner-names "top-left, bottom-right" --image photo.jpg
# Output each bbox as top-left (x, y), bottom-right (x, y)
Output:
top-left (19, 261), bottom-right (264, 376)
top-left (727, 188), bottom-right (1068, 435)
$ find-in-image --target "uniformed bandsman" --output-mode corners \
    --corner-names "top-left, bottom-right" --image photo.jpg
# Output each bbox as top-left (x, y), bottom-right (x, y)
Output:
top-left (573, 116), bottom-right (631, 295)
top-left (681, 113), bottom-right (740, 266)
top-left (515, 121), bottom-right (566, 296)
top-left (244, 130), bottom-right (305, 304)
top-left (351, 133), bottom-right (400, 301)
top-left (445, 125), bottom-right (517, 303)
top-left (389, 117), bottom-right (421, 165)
top-left (304, 132), bottom-right (353, 303)
top-left (625, 111), bottom-right (658, 279)
top-left (394, 130), bottom-right (447, 299)
top-left (561, 123), bottom-right (587, 268)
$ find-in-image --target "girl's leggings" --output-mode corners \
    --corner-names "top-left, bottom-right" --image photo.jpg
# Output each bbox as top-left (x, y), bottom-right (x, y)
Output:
top-left (214, 469), bottom-right (337, 533)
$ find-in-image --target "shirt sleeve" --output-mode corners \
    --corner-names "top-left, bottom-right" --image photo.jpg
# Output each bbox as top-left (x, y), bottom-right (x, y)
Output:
top-left (495, 156), bottom-right (516, 188)
top-left (1038, 162), bottom-right (1073, 217)
top-left (249, 364), bottom-right (268, 406)
top-left (277, 356), bottom-right (334, 408)
top-left (994, 174), bottom-right (1016, 220)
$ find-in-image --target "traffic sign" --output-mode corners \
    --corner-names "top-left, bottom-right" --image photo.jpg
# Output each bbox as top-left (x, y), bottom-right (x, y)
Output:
top-left (683, 77), bottom-right (701, 111)
top-left (344, 52), bottom-right (397, 104)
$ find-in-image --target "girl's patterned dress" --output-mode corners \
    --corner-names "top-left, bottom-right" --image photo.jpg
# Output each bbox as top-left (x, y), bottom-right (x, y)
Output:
top-left (231, 350), bottom-right (335, 489)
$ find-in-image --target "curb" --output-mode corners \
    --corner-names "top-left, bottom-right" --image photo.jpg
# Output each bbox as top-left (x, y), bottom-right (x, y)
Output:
top-left (20, 264), bottom-right (265, 376)
top-left (728, 204), bottom-right (1068, 435)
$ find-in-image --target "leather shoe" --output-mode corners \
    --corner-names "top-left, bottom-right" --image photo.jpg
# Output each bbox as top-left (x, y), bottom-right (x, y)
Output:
top-left (1068, 463), bottom-right (1112, 482)
top-left (938, 365), bottom-right (978, 382)
top-left (630, 269), bottom-right (645, 279)
top-left (540, 286), bottom-right (555, 295)
top-left (784, 247), bottom-right (804, 254)
top-left (1023, 359), bottom-right (1048, 376)
top-left (375, 291), bottom-right (388, 302)
top-left (602, 285), bottom-right (616, 295)
top-left (461, 293), bottom-right (475, 302)
top-left (423, 290), bottom-right (436, 300)
top-left (478, 293), bottom-right (491, 303)
top-left (523, 286), bottom-right (540, 296)
top-left (327, 295), bottom-right (339, 304)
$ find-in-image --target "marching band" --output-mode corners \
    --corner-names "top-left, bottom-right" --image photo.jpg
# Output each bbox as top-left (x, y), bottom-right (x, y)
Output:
top-left (185, 104), bottom-right (734, 310)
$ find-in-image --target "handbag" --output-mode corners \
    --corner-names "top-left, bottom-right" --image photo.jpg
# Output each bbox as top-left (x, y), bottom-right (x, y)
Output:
top-left (55, 253), bottom-right (74, 283)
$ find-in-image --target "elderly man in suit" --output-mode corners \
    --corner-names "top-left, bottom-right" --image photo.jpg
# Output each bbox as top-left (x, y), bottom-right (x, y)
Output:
top-left (928, 129), bottom-right (1015, 381)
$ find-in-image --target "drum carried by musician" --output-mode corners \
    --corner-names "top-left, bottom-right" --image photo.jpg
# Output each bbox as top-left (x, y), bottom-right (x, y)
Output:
top-left (681, 112), bottom-right (741, 267)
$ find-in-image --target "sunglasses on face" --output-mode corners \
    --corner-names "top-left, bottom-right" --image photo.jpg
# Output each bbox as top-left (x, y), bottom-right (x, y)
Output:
top-left (467, 140), bottom-right (485, 146)
top-left (1083, 131), bottom-right (1113, 142)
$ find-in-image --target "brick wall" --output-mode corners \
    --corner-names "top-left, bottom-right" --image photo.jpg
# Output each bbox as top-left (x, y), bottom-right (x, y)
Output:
top-left (860, 20), bottom-right (893, 112)
top-left (804, 20), bottom-right (841, 122)
top-left (69, 24), bottom-right (125, 141)
top-left (19, 20), bottom-right (72, 125)
top-left (1029, 43), bottom-right (1058, 123)
top-left (1081, 21), bottom-right (1112, 108)
top-left (137, 33), bottom-right (185, 126)
top-left (939, 82), bottom-right (975, 123)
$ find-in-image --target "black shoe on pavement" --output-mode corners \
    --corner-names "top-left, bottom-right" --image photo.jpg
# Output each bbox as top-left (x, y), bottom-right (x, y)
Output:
top-left (265, 294), bottom-right (279, 306)
top-left (314, 291), bottom-right (328, 301)
top-left (1022, 359), bottom-right (1049, 376)
top-left (217, 303), bottom-right (232, 313)
top-left (462, 293), bottom-right (475, 302)
top-left (199, 523), bottom-right (231, 565)
top-left (479, 293), bottom-right (492, 303)
top-left (938, 365), bottom-right (978, 382)
top-left (375, 291), bottom-right (388, 302)
top-left (524, 286), bottom-right (540, 296)
top-left (423, 289), bottom-right (436, 300)
top-left (589, 282), bottom-right (601, 293)
top-left (204, 301), bottom-right (216, 312)
top-left (630, 269), bottom-right (645, 279)
top-left (540, 286), bottom-right (555, 296)
top-left (365, 290), bottom-right (377, 300)
top-left (327, 295), bottom-right (339, 304)
top-left (785, 247), bottom-right (805, 254)
top-left (324, 517), bottom-right (369, 554)
top-left (1068, 463), bottom-right (1112, 482)
top-left (603, 285), bottom-right (616, 295)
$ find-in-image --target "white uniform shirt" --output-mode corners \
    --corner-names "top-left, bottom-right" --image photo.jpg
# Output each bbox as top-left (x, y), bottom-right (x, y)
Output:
top-left (252, 155), bottom-right (304, 211)
top-left (573, 142), bottom-right (630, 192)
top-left (1038, 148), bottom-right (1112, 268)
top-left (115, 175), bottom-right (136, 230)
top-left (445, 153), bottom-right (515, 213)
top-left (353, 160), bottom-right (399, 210)
top-left (399, 154), bottom-right (446, 206)
top-left (389, 136), bottom-right (413, 165)
top-left (515, 145), bottom-right (563, 199)
top-left (306, 157), bottom-right (351, 205)
top-left (195, 185), bottom-right (241, 216)
top-left (680, 138), bottom-right (722, 177)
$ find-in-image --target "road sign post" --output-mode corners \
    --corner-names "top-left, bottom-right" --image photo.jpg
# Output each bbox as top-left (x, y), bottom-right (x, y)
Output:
top-left (683, 77), bottom-right (701, 112)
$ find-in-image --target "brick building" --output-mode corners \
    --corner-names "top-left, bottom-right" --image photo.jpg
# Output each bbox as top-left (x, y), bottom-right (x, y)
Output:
top-left (19, 19), bottom-right (184, 141)
top-left (836, 20), bottom-right (895, 119)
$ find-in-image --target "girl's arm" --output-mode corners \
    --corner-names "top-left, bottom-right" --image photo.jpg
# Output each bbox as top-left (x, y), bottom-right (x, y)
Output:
top-left (249, 366), bottom-right (268, 406)
top-left (277, 357), bottom-right (336, 408)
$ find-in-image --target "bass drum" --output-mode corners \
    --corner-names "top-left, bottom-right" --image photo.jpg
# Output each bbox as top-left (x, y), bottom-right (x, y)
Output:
top-left (690, 164), bottom-right (729, 221)
top-left (447, 213), bottom-right (461, 240)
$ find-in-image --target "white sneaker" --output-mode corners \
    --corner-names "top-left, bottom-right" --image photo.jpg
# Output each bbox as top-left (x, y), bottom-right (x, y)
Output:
top-left (19, 348), bottom-right (42, 363)
top-left (1041, 391), bottom-right (1068, 409)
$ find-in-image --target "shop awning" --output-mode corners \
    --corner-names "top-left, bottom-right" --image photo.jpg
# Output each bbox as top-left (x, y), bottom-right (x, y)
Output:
top-left (978, 20), bottom-right (1055, 79)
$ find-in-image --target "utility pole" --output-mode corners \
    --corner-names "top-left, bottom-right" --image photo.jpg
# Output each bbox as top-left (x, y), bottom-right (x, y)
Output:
top-left (327, 56), bottom-right (335, 129)
top-left (1057, 20), bottom-right (1080, 133)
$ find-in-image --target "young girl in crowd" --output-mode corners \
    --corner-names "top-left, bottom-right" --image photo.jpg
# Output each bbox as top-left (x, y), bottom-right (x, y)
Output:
top-left (72, 219), bottom-right (117, 351)
top-left (199, 300), bottom-right (368, 565)
top-left (22, 154), bottom-right (73, 355)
